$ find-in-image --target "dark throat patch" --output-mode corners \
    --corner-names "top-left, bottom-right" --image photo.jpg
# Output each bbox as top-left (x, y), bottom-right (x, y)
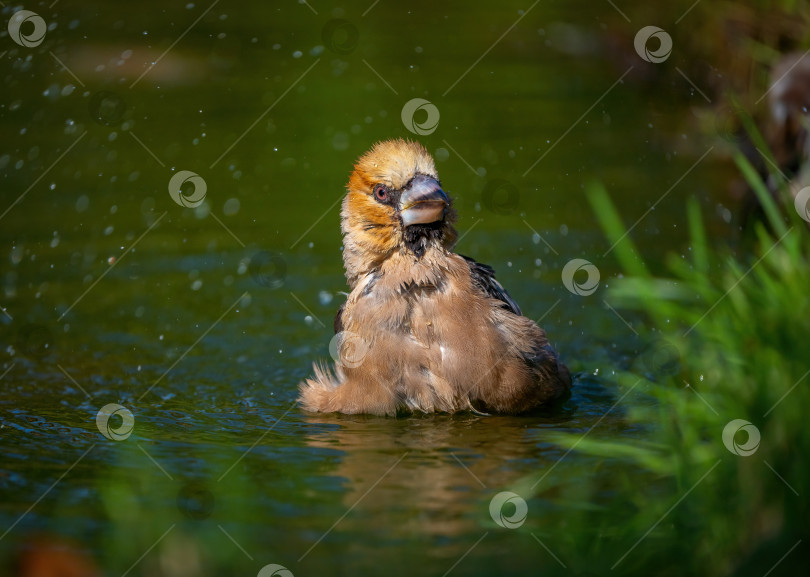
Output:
top-left (402, 222), bottom-right (445, 258)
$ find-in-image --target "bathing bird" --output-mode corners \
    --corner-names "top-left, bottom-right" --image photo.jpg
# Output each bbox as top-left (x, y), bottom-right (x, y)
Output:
top-left (298, 139), bottom-right (571, 415)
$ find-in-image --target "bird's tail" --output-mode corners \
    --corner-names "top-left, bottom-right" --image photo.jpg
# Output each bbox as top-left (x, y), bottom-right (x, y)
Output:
top-left (298, 362), bottom-right (342, 412)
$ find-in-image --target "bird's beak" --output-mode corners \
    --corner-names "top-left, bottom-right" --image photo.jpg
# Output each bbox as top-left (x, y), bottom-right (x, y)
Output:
top-left (399, 174), bottom-right (449, 226)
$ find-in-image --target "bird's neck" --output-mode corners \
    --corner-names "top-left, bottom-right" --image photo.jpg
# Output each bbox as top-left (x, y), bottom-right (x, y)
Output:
top-left (342, 228), bottom-right (456, 289)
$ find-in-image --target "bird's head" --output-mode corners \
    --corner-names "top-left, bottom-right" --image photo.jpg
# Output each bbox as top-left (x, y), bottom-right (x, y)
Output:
top-left (341, 139), bottom-right (457, 284)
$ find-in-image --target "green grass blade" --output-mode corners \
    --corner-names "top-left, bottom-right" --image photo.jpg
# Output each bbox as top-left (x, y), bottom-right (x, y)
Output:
top-left (586, 181), bottom-right (649, 278)
top-left (732, 150), bottom-right (788, 236)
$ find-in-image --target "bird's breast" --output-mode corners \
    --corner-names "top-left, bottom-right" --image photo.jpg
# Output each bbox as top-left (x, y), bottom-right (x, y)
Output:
top-left (345, 266), bottom-right (502, 381)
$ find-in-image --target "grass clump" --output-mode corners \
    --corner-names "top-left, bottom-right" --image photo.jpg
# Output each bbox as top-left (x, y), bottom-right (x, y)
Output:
top-left (545, 138), bottom-right (809, 575)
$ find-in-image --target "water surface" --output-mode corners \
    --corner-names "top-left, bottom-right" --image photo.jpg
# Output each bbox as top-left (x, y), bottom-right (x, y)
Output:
top-left (1, 1), bottom-right (731, 575)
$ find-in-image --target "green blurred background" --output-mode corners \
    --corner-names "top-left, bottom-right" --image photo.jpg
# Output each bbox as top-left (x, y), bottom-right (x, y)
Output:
top-left (1, 1), bottom-right (808, 576)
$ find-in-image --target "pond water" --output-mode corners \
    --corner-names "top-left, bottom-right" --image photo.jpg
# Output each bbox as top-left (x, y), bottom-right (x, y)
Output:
top-left (1, 1), bottom-right (737, 576)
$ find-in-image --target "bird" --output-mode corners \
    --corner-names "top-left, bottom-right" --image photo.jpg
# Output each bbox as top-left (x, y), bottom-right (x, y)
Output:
top-left (298, 139), bottom-right (571, 416)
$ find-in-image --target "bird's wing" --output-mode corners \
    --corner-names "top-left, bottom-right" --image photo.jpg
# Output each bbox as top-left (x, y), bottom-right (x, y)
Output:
top-left (460, 255), bottom-right (522, 317)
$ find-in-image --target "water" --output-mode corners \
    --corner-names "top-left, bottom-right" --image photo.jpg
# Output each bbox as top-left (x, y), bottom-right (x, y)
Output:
top-left (2, 1), bottom-right (733, 576)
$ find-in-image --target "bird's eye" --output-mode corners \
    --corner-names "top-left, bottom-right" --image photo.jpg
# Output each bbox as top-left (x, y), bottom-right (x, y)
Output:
top-left (373, 184), bottom-right (388, 201)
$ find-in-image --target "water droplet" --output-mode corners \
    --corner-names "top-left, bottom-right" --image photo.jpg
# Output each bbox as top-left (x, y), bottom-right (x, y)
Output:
top-left (223, 198), bottom-right (240, 216)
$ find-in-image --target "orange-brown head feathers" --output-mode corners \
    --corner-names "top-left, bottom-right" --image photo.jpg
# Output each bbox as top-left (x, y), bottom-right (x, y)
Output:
top-left (341, 139), bottom-right (458, 286)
